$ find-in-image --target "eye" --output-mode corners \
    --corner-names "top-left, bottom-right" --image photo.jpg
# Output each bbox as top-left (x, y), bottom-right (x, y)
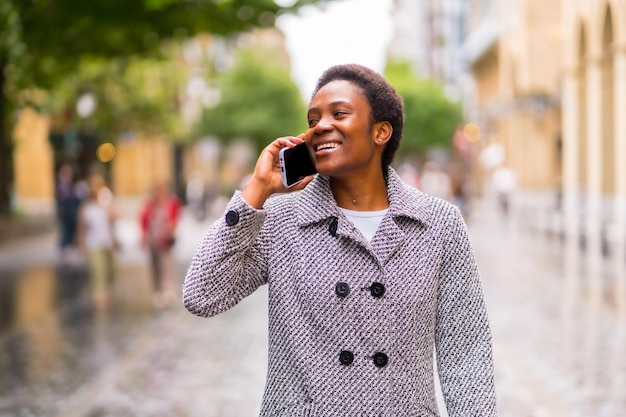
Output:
top-left (334, 111), bottom-right (347, 118)
top-left (307, 118), bottom-right (319, 127)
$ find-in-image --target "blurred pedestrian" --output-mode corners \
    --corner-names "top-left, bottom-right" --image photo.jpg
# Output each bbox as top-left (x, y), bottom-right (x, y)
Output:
top-left (420, 160), bottom-right (452, 201)
top-left (185, 173), bottom-right (206, 221)
top-left (77, 175), bottom-right (117, 310)
top-left (492, 163), bottom-right (518, 218)
top-left (184, 64), bottom-right (497, 416)
top-left (448, 161), bottom-right (471, 218)
top-left (55, 164), bottom-right (83, 265)
top-left (140, 181), bottom-right (182, 310)
top-left (397, 161), bottom-right (421, 189)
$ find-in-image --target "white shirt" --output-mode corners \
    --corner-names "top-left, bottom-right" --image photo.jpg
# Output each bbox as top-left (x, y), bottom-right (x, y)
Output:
top-left (339, 207), bottom-right (388, 242)
top-left (82, 200), bottom-right (114, 249)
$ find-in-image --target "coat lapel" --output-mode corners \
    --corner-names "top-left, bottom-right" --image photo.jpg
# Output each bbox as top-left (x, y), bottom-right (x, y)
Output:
top-left (295, 175), bottom-right (364, 243)
top-left (295, 174), bottom-right (339, 227)
top-left (295, 169), bottom-right (431, 264)
top-left (370, 214), bottom-right (406, 265)
top-left (372, 170), bottom-right (429, 265)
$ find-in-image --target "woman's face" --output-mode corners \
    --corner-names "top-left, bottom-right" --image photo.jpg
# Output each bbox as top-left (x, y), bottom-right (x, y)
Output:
top-left (306, 80), bottom-right (382, 179)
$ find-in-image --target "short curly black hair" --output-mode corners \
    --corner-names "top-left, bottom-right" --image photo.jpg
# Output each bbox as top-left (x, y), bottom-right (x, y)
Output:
top-left (311, 64), bottom-right (405, 171)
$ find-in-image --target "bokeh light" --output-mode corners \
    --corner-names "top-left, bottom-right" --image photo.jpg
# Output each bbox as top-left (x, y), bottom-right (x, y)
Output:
top-left (463, 123), bottom-right (481, 143)
top-left (96, 143), bottom-right (116, 163)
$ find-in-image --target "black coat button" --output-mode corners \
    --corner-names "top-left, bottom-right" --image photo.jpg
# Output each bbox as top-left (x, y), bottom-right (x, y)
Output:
top-left (339, 350), bottom-right (354, 366)
top-left (225, 210), bottom-right (240, 226)
top-left (335, 282), bottom-right (350, 298)
top-left (373, 352), bottom-right (388, 368)
top-left (329, 216), bottom-right (338, 236)
top-left (370, 282), bottom-right (385, 298)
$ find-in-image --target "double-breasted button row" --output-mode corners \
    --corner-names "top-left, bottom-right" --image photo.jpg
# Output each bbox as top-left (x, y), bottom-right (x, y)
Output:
top-left (338, 350), bottom-right (389, 368)
top-left (334, 281), bottom-right (386, 298)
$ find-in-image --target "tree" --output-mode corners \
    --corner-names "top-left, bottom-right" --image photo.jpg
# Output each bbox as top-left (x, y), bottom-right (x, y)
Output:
top-left (44, 53), bottom-right (188, 146)
top-left (196, 45), bottom-right (307, 153)
top-left (384, 60), bottom-right (464, 161)
top-left (0, 0), bottom-right (332, 216)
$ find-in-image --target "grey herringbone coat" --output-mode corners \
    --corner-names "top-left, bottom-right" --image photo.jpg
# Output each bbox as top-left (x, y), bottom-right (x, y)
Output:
top-left (183, 169), bottom-right (497, 417)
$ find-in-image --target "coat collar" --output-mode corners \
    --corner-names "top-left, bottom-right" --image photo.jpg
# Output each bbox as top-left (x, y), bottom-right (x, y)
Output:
top-left (295, 167), bottom-right (430, 228)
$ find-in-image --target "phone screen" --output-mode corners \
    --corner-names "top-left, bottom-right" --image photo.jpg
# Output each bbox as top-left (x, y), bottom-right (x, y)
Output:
top-left (279, 143), bottom-right (317, 188)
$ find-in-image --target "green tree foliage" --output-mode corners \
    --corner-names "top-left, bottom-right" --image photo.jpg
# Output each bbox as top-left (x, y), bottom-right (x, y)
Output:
top-left (384, 60), bottom-right (464, 160)
top-left (12, 0), bottom-right (331, 90)
top-left (196, 46), bottom-right (307, 153)
top-left (0, 0), bottom-right (332, 215)
top-left (44, 53), bottom-right (188, 144)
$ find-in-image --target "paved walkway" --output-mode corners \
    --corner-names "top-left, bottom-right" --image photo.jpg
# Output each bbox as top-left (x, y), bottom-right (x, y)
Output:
top-left (476, 207), bottom-right (626, 417)
top-left (1, 198), bottom-right (625, 417)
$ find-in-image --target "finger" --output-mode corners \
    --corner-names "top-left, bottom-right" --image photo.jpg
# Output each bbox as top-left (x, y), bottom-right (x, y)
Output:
top-left (272, 136), bottom-right (305, 150)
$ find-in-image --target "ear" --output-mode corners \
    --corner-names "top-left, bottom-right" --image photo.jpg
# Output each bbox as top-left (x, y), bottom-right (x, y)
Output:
top-left (373, 121), bottom-right (393, 146)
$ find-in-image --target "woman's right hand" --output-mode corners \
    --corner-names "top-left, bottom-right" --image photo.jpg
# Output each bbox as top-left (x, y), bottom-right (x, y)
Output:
top-left (241, 135), bottom-right (313, 209)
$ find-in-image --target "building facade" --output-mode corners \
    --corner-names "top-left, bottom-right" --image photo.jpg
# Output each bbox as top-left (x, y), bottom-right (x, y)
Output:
top-left (391, 0), bottom-right (468, 99)
top-left (12, 108), bottom-right (55, 216)
top-left (561, 0), bottom-right (626, 252)
top-left (392, 0), bottom-right (564, 213)
top-left (463, 0), bottom-right (563, 202)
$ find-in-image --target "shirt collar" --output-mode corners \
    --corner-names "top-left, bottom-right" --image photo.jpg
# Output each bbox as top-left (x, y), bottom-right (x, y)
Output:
top-left (295, 168), bottom-right (430, 227)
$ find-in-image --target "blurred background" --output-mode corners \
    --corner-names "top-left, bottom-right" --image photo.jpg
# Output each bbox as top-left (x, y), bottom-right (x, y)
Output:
top-left (0, 0), bottom-right (625, 416)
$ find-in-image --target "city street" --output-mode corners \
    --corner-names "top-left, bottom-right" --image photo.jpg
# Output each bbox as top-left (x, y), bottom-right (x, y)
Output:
top-left (3, 2), bottom-right (625, 417)
top-left (0, 198), bottom-right (625, 417)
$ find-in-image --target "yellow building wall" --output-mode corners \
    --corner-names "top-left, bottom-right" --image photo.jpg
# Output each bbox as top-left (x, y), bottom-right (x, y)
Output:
top-left (112, 136), bottom-right (174, 196)
top-left (503, 109), bottom-right (561, 189)
top-left (12, 109), bottom-right (181, 204)
top-left (468, 0), bottom-right (563, 192)
top-left (12, 108), bottom-right (55, 215)
top-left (182, 139), bottom-right (221, 194)
top-left (473, 47), bottom-right (501, 108)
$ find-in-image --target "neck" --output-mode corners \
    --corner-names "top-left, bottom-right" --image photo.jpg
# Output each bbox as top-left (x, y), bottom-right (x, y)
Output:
top-left (331, 171), bottom-right (389, 211)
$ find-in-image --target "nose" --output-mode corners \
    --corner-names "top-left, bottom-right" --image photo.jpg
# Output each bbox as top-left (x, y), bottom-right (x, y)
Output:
top-left (312, 115), bottom-right (333, 134)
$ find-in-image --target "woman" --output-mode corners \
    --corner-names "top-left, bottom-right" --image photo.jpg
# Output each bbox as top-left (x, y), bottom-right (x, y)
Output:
top-left (78, 175), bottom-right (117, 310)
top-left (140, 181), bottom-right (182, 309)
top-left (184, 64), bottom-right (497, 416)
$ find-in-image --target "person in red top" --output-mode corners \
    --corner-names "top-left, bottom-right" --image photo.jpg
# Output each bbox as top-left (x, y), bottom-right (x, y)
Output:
top-left (140, 181), bottom-right (182, 309)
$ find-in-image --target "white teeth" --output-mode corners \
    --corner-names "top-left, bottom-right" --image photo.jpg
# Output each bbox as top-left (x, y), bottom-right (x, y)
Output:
top-left (316, 143), bottom-right (340, 151)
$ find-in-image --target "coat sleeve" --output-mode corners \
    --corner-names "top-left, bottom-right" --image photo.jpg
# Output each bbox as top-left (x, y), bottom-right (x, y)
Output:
top-left (183, 191), bottom-right (271, 317)
top-left (434, 205), bottom-right (498, 416)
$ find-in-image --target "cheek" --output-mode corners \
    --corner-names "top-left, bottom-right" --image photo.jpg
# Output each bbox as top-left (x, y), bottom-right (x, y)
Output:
top-left (349, 136), bottom-right (377, 159)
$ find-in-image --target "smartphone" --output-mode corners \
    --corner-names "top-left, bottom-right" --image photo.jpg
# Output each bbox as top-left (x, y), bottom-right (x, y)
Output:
top-left (279, 143), bottom-right (317, 188)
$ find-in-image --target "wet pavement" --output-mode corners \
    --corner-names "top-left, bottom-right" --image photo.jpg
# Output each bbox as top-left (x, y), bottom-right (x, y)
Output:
top-left (0, 198), bottom-right (625, 417)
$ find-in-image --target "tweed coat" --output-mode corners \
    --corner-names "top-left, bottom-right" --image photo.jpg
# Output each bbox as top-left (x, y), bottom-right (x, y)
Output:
top-left (183, 168), bottom-right (498, 417)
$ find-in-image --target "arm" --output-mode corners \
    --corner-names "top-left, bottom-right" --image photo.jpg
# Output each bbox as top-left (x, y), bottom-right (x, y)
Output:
top-left (183, 191), bottom-right (270, 317)
top-left (183, 135), bottom-right (311, 317)
top-left (435, 206), bottom-right (498, 416)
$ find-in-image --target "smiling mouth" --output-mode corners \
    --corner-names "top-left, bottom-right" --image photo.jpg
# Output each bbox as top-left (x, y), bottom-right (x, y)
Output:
top-left (315, 142), bottom-right (340, 152)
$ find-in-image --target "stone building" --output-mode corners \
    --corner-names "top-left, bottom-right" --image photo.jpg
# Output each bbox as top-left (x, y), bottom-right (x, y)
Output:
top-left (462, 0), bottom-right (563, 212)
top-left (390, 0), bottom-right (470, 106)
top-left (12, 108), bottom-right (55, 216)
top-left (391, 0), bottom-right (565, 216)
top-left (560, 0), bottom-right (626, 253)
